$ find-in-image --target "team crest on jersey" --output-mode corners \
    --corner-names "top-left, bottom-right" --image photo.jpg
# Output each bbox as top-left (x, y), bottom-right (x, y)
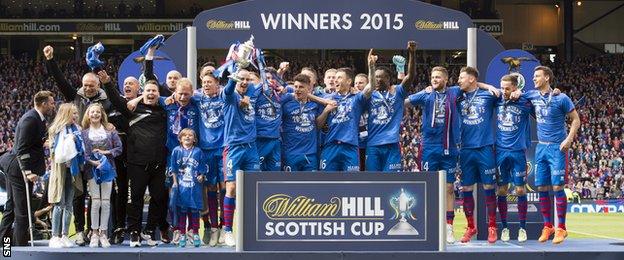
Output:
top-left (292, 108), bottom-right (315, 133)
top-left (200, 100), bottom-right (224, 129)
top-left (531, 100), bottom-right (548, 123)
top-left (331, 103), bottom-right (352, 124)
top-left (258, 103), bottom-right (280, 121)
top-left (497, 105), bottom-right (522, 132)
top-left (177, 157), bottom-right (199, 188)
top-left (461, 98), bottom-right (485, 125)
top-left (370, 95), bottom-right (396, 125)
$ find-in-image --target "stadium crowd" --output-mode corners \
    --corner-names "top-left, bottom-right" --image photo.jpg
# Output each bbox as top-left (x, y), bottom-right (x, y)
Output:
top-left (1, 53), bottom-right (622, 200)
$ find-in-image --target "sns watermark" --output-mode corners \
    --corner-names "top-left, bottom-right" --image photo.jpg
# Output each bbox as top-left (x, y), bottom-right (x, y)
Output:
top-left (2, 236), bottom-right (10, 257)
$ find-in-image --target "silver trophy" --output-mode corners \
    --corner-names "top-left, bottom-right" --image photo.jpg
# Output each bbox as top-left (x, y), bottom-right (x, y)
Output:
top-left (387, 188), bottom-right (419, 235)
top-left (230, 35), bottom-right (255, 82)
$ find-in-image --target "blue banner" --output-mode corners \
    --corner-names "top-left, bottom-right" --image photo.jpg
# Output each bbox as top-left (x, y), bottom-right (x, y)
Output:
top-left (159, 0), bottom-right (505, 76)
top-left (242, 172), bottom-right (442, 251)
top-left (567, 201), bottom-right (624, 213)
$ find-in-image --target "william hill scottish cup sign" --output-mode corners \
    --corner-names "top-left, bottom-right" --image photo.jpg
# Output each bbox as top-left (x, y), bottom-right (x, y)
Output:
top-left (239, 172), bottom-right (443, 251)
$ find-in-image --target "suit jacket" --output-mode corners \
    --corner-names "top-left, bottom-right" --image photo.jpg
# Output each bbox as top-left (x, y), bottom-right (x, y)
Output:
top-left (12, 109), bottom-right (47, 175)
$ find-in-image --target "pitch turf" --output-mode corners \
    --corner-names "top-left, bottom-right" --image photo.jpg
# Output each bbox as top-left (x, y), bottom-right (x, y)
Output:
top-left (452, 212), bottom-right (624, 240)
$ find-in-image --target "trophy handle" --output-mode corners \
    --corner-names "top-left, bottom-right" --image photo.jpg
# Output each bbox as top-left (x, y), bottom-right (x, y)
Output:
top-left (407, 198), bottom-right (417, 220)
top-left (389, 197), bottom-right (399, 220)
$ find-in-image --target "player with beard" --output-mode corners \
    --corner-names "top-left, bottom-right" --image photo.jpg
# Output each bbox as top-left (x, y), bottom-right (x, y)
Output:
top-left (364, 41), bottom-right (416, 172)
top-left (494, 74), bottom-right (533, 243)
top-left (406, 65), bottom-right (461, 243)
top-left (455, 67), bottom-right (500, 243)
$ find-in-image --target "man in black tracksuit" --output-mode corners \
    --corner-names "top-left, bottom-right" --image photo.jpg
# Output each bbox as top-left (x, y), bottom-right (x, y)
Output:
top-left (43, 45), bottom-right (128, 245)
top-left (98, 70), bottom-right (168, 247)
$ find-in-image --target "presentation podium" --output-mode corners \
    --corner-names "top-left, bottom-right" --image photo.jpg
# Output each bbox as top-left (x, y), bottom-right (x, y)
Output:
top-left (235, 171), bottom-right (446, 252)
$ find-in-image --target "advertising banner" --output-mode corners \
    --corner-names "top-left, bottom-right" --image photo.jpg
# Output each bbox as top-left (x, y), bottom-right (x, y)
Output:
top-left (238, 172), bottom-right (445, 251)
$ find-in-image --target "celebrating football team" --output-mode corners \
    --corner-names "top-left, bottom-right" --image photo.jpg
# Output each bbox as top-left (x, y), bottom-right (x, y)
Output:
top-left (0, 35), bottom-right (580, 249)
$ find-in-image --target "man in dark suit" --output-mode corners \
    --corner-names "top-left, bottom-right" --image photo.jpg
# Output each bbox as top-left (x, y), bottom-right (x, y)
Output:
top-left (0, 91), bottom-right (56, 246)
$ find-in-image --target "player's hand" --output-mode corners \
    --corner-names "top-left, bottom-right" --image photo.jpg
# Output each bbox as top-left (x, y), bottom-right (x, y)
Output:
top-left (43, 45), bottom-right (54, 60)
top-left (560, 138), bottom-right (572, 152)
top-left (553, 88), bottom-right (561, 96)
top-left (425, 86), bottom-right (433, 93)
top-left (197, 175), bottom-right (205, 183)
top-left (488, 87), bottom-right (501, 98)
top-left (510, 89), bottom-right (522, 100)
top-left (407, 41), bottom-right (418, 52)
top-left (240, 96), bottom-right (251, 108)
top-left (324, 102), bottom-right (338, 112)
top-left (165, 94), bottom-right (175, 105)
top-left (278, 62), bottom-right (290, 72)
top-left (146, 45), bottom-right (157, 60)
top-left (97, 70), bottom-right (111, 84)
top-left (367, 49), bottom-right (378, 67)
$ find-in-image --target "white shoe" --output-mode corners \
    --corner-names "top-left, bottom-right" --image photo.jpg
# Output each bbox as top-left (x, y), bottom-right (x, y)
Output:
top-left (61, 235), bottom-right (76, 248)
top-left (89, 233), bottom-right (100, 248)
top-left (209, 228), bottom-right (219, 247)
top-left (218, 228), bottom-right (226, 244)
top-left (518, 228), bottom-right (527, 243)
top-left (501, 228), bottom-right (510, 242)
top-left (74, 232), bottom-right (85, 246)
top-left (49, 237), bottom-right (64, 248)
top-left (446, 224), bottom-right (455, 244)
top-left (224, 231), bottom-right (235, 247)
top-left (99, 233), bottom-right (111, 248)
top-left (172, 230), bottom-right (181, 245)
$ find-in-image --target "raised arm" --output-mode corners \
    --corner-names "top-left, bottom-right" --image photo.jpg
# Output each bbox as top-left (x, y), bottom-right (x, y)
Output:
top-left (400, 41), bottom-right (417, 87)
top-left (97, 70), bottom-right (133, 118)
top-left (362, 49), bottom-right (376, 99)
top-left (223, 78), bottom-right (236, 96)
top-left (43, 45), bottom-right (77, 101)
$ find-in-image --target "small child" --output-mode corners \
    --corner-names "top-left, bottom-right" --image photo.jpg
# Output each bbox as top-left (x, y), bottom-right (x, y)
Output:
top-left (170, 128), bottom-right (207, 247)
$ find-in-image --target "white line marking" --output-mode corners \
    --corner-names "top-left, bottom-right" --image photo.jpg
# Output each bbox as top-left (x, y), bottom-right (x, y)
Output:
top-left (567, 230), bottom-right (624, 241)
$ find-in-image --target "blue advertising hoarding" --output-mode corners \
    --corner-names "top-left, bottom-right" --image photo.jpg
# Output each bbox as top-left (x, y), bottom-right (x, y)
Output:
top-left (238, 172), bottom-right (445, 251)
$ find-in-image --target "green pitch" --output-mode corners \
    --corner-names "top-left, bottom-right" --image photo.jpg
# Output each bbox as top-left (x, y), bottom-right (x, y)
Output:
top-left (452, 212), bottom-right (624, 240)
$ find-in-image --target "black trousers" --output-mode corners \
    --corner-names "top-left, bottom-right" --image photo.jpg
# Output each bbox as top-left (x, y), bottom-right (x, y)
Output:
top-left (147, 184), bottom-right (170, 232)
top-left (72, 171), bottom-right (91, 233)
top-left (110, 156), bottom-right (128, 231)
top-left (0, 154), bottom-right (34, 246)
top-left (126, 163), bottom-right (167, 233)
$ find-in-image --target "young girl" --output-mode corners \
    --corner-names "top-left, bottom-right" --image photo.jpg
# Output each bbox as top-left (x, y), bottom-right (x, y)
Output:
top-left (170, 128), bottom-right (206, 247)
top-left (81, 103), bottom-right (122, 248)
top-left (47, 103), bottom-right (84, 248)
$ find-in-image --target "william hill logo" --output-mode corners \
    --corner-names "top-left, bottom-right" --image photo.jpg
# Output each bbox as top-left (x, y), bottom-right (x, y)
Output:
top-left (206, 19), bottom-right (250, 30)
top-left (262, 194), bottom-right (384, 219)
top-left (415, 20), bottom-right (459, 30)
